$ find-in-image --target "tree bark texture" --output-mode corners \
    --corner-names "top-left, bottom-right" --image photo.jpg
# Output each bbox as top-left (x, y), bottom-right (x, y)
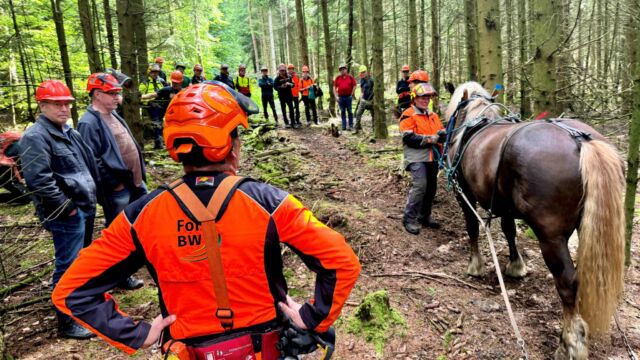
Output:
top-left (321, 0), bottom-right (336, 115)
top-left (519, 0), bottom-right (530, 117)
top-left (249, 0), bottom-right (261, 72)
top-left (295, 0), bottom-right (310, 66)
top-left (8, 0), bottom-right (34, 121)
top-left (51, 0), bottom-right (79, 126)
top-left (131, 0), bottom-right (148, 83)
top-left (409, 0), bottom-right (419, 71)
top-left (358, 0), bottom-right (367, 65)
top-left (103, 0), bottom-right (118, 69)
top-left (346, 0), bottom-right (354, 71)
top-left (476, 0), bottom-right (503, 90)
top-left (531, 0), bottom-right (560, 116)
top-left (431, 0), bottom-right (440, 108)
top-left (78, 0), bottom-right (103, 73)
top-left (371, 0), bottom-right (387, 138)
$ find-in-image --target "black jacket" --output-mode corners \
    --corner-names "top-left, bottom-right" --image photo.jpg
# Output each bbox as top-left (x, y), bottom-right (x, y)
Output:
top-left (77, 106), bottom-right (146, 194)
top-left (396, 78), bottom-right (410, 95)
top-left (214, 73), bottom-right (235, 89)
top-left (274, 75), bottom-right (294, 100)
top-left (19, 115), bottom-right (99, 221)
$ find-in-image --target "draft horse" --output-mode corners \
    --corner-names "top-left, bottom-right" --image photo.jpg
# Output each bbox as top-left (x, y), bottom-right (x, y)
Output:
top-left (443, 82), bottom-right (625, 359)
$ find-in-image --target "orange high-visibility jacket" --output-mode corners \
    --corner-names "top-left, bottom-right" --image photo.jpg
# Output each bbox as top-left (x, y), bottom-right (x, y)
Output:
top-left (291, 74), bottom-right (300, 97)
top-left (52, 173), bottom-right (361, 355)
top-left (399, 106), bottom-right (444, 165)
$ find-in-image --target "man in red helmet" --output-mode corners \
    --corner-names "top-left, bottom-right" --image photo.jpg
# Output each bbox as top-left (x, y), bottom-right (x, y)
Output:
top-left (78, 73), bottom-right (147, 290)
top-left (18, 80), bottom-right (100, 339)
top-left (142, 70), bottom-right (185, 149)
top-left (53, 82), bottom-right (360, 358)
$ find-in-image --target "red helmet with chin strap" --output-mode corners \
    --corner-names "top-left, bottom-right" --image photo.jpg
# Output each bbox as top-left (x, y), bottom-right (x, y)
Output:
top-left (35, 80), bottom-right (76, 102)
top-left (87, 73), bottom-right (122, 94)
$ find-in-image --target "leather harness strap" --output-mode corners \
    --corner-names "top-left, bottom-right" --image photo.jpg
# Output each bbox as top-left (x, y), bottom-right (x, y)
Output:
top-left (170, 175), bottom-right (245, 331)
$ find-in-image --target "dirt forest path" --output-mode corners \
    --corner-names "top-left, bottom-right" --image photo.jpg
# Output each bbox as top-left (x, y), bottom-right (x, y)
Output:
top-left (2, 120), bottom-right (639, 359)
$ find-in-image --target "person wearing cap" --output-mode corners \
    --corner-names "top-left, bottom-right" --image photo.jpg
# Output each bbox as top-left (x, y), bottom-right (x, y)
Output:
top-left (354, 65), bottom-right (374, 133)
top-left (333, 64), bottom-right (357, 131)
top-left (18, 80), bottom-right (100, 339)
top-left (274, 63), bottom-right (296, 128)
top-left (287, 64), bottom-right (302, 126)
top-left (299, 65), bottom-right (318, 125)
top-left (214, 64), bottom-right (235, 89)
top-left (396, 65), bottom-right (411, 116)
top-left (399, 83), bottom-right (444, 235)
top-left (52, 82), bottom-right (360, 357)
top-left (175, 62), bottom-right (192, 88)
top-left (258, 66), bottom-right (278, 123)
top-left (155, 57), bottom-right (167, 83)
top-left (234, 64), bottom-right (251, 97)
top-left (145, 64), bottom-right (168, 91)
top-left (191, 64), bottom-right (206, 85)
top-left (142, 71), bottom-right (185, 149)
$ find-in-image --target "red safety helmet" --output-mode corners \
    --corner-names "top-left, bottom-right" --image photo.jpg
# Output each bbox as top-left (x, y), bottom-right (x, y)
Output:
top-left (170, 71), bottom-right (184, 83)
top-left (164, 82), bottom-right (259, 163)
top-left (302, 65), bottom-right (310, 72)
top-left (193, 64), bottom-right (203, 71)
top-left (155, 57), bottom-right (164, 64)
top-left (401, 64), bottom-right (410, 72)
top-left (35, 80), bottom-right (75, 102)
top-left (87, 73), bottom-right (122, 94)
top-left (411, 83), bottom-right (438, 99)
top-left (408, 70), bottom-right (430, 83)
top-left (287, 64), bottom-right (295, 70)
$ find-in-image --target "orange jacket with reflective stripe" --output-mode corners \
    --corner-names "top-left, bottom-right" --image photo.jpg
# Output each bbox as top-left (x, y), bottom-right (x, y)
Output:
top-left (399, 106), bottom-right (444, 164)
top-left (52, 173), bottom-right (360, 355)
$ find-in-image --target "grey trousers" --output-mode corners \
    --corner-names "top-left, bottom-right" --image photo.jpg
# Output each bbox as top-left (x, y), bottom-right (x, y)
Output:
top-left (355, 99), bottom-right (374, 130)
top-left (404, 161), bottom-right (439, 224)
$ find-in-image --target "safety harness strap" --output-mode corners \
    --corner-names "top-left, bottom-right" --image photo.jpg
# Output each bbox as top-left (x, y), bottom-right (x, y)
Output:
top-left (170, 175), bottom-right (245, 331)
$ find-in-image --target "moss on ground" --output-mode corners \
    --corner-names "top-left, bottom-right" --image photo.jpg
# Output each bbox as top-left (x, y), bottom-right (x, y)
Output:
top-left (118, 287), bottom-right (158, 308)
top-left (346, 290), bottom-right (407, 356)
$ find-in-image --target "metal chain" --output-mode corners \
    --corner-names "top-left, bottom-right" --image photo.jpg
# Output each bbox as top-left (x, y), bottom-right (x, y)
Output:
top-left (614, 313), bottom-right (638, 360)
top-left (453, 179), bottom-right (529, 360)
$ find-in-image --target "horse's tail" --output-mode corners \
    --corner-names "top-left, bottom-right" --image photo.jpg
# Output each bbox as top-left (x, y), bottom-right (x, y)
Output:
top-left (577, 139), bottom-right (625, 334)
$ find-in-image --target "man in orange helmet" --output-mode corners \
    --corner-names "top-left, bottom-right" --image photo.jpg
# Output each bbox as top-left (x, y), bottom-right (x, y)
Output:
top-left (396, 65), bottom-right (411, 116)
top-left (142, 70), bottom-right (184, 149)
top-left (299, 65), bottom-right (318, 125)
top-left (155, 57), bottom-right (167, 82)
top-left (288, 64), bottom-right (302, 127)
top-left (53, 82), bottom-right (360, 358)
top-left (78, 73), bottom-right (147, 290)
top-left (191, 64), bottom-right (206, 84)
top-left (19, 80), bottom-right (100, 339)
top-left (399, 83), bottom-right (444, 235)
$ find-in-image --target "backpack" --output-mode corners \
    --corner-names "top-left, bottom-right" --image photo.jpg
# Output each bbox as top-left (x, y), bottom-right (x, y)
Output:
top-left (315, 85), bottom-right (324, 98)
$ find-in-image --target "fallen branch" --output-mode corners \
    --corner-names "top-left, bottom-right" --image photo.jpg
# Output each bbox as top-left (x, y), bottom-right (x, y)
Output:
top-left (7, 259), bottom-right (54, 279)
top-left (254, 146), bottom-right (297, 159)
top-left (0, 294), bottom-right (50, 316)
top-left (0, 265), bottom-right (53, 297)
top-left (370, 270), bottom-right (490, 291)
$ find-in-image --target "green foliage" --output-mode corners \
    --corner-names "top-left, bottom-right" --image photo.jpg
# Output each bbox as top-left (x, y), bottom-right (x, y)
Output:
top-left (524, 226), bottom-right (537, 240)
top-left (346, 290), bottom-right (407, 356)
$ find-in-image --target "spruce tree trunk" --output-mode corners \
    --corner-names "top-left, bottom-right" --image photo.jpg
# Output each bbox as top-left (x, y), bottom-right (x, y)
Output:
top-left (248, 0), bottom-right (261, 72)
top-left (78, 0), bottom-right (103, 72)
top-left (295, 0), bottom-right (310, 66)
top-left (131, 0), bottom-right (148, 83)
top-left (268, 8), bottom-right (277, 71)
top-left (346, 0), bottom-right (354, 71)
top-left (392, 0), bottom-right (399, 73)
top-left (505, 0), bottom-right (514, 103)
top-left (357, 0), bottom-right (367, 65)
top-left (419, 0), bottom-right (425, 69)
top-left (321, 0), bottom-right (336, 116)
top-left (431, 0), bottom-right (440, 108)
top-left (624, 0), bottom-right (640, 266)
top-left (409, 0), bottom-right (419, 70)
top-left (476, 0), bottom-right (502, 90)
top-left (518, 0), bottom-right (530, 117)
top-left (103, 0), bottom-right (118, 69)
top-left (531, 0), bottom-right (560, 116)
top-left (371, 0), bottom-right (387, 138)
top-left (50, 0), bottom-right (79, 126)
top-left (116, 0), bottom-right (144, 145)
top-left (8, 0), bottom-right (34, 121)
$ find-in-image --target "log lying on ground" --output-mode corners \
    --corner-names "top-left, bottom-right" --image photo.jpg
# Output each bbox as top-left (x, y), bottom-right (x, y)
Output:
top-left (253, 146), bottom-right (297, 159)
top-left (0, 265), bottom-right (53, 297)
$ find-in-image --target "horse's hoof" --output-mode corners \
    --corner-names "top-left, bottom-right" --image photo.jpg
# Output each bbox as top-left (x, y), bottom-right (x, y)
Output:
top-left (505, 257), bottom-right (528, 278)
top-left (555, 316), bottom-right (589, 360)
top-left (466, 258), bottom-right (485, 277)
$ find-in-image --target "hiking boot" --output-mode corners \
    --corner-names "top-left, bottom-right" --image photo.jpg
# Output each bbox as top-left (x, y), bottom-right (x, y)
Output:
top-left (59, 319), bottom-right (95, 340)
top-left (118, 276), bottom-right (144, 290)
top-left (403, 220), bottom-right (421, 235)
top-left (421, 217), bottom-right (441, 229)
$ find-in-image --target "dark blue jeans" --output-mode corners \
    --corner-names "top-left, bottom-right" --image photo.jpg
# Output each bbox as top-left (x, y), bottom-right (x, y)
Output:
top-left (338, 96), bottom-right (354, 129)
top-left (103, 183), bottom-right (148, 226)
top-left (43, 207), bottom-right (95, 289)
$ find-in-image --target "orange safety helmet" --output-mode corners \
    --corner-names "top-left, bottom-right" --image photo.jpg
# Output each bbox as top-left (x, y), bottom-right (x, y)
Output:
top-left (287, 64), bottom-right (295, 70)
top-left (35, 80), bottom-right (76, 102)
top-left (302, 65), bottom-right (310, 72)
top-left (163, 82), bottom-right (259, 163)
top-left (408, 70), bottom-right (430, 83)
top-left (86, 73), bottom-right (122, 94)
top-left (170, 71), bottom-right (184, 83)
top-left (155, 57), bottom-right (164, 64)
top-left (411, 83), bottom-right (438, 99)
top-left (401, 65), bottom-right (410, 72)
top-left (193, 64), bottom-right (203, 71)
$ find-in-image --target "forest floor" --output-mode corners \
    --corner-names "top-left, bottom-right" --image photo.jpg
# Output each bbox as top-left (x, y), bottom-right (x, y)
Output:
top-left (1, 113), bottom-right (639, 359)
